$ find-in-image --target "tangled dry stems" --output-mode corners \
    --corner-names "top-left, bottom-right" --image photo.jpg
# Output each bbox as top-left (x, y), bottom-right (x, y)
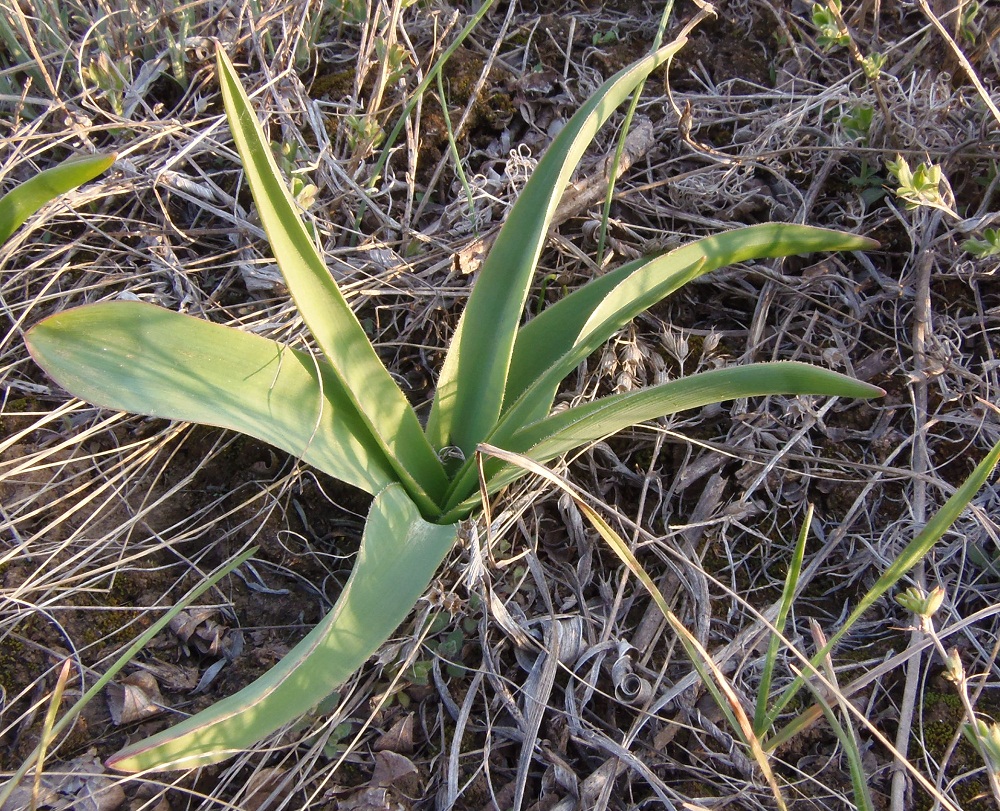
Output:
top-left (1, 0), bottom-right (999, 809)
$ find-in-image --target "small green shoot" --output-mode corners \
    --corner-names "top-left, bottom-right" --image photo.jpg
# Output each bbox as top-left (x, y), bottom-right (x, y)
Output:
top-left (895, 584), bottom-right (945, 618)
top-left (963, 718), bottom-right (1000, 777)
top-left (861, 51), bottom-right (886, 80)
top-left (81, 52), bottom-right (128, 116)
top-left (840, 105), bottom-right (874, 141)
top-left (374, 39), bottom-right (412, 86)
top-left (847, 160), bottom-right (886, 207)
top-left (962, 228), bottom-right (1000, 257)
top-left (885, 155), bottom-right (957, 216)
top-left (959, 0), bottom-right (981, 45)
top-left (592, 26), bottom-right (621, 46)
top-left (812, 0), bottom-right (849, 50)
top-left (753, 504), bottom-right (811, 737)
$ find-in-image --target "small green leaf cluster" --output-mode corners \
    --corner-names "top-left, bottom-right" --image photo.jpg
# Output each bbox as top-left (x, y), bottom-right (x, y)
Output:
top-left (895, 585), bottom-right (945, 618)
top-left (840, 105), bottom-right (873, 142)
top-left (959, 0), bottom-right (982, 45)
top-left (273, 141), bottom-right (319, 210)
top-left (592, 26), bottom-right (621, 46)
top-left (25, 45), bottom-right (883, 772)
top-left (963, 718), bottom-right (1000, 776)
top-left (811, 0), bottom-right (849, 50)
top-left (963, 228), bottom-right (1000, 258)
top-left (860, 52), bottom-right (886, 80)
top-left (81, 52), bottom-right (128, 117)
top-left (374, 40), bottom-right (412, 86)
top-left (886, 155), bottom-right (956, 216)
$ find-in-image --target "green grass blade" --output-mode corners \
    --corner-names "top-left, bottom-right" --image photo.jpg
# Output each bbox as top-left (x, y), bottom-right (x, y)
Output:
top-left (25, 301), bottom-right (398, 496)
top-left (796, 672), bottom-right (875, 811)
top-left (441, 362), bottom-right (882, 517)
top-left (753, 504), bottom-right (811, 736)
top-left (0, 152), bottom-right (115, 244)
top-left (764, 437), bottom-right (1000, 742)
top-left (666, 612), bottom-right (788, 811)
top-left (503, 224), bottom-right (879, 427)
top-left (216, 47), bottom-right (447, 505)
top-left (425, 40), bottom-right (687, 458)
top-left (106, 484), bottom-right (458, 772)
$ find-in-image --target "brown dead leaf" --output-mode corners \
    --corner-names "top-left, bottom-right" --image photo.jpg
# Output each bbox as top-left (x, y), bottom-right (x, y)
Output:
top-left (371, 751), bottom-right (420, 796)
top-left (373, 713), bottom-right (414, 754)
top-left (106, 671), bottom-right (164, 725)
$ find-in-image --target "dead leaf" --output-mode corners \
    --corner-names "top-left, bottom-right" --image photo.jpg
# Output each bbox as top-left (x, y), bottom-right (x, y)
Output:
top-left (106, 672), bottom-right (164, 725)
top-left (453, 237), bottom-right (490, 275)
top-left (373, 713), bottom-right (414, 754)
top-left (5, 750), bottom-right (127, 811)
top-left (371, 751), bottom-right (420, 796)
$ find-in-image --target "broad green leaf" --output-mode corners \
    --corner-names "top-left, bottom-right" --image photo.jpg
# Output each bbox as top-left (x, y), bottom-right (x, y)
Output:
top-left (216, 47), bottom-right (447, 506)
top-left (425, 40), bottom-right (687, 458)
top-left (0, 152), bottom-right (115, 244)
top-left (107, 483), bottom-right (458, 771)
top-left (511, 361), bottom-right (883, 454)
top-left (501, 225), bottom-right (879, 432)
top-left (440, 362), bottom-right (883, 518)
top-left (25, 301), bottom-right (397, 496)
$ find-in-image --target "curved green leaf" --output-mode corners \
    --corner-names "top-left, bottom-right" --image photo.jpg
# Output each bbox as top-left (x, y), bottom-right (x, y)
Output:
top-left (25, 301), bottom-right (397, 495)
top-left (0, 152), bottom-right (115, 244)
top-left (425, 40), bottom-right (687, 458)
top-left (501, 224), bottom-right (879, 433)
top-left (511, 361), bottom-right (883, 452)
top-left (216, 47), bottom-right (447, 508)
top-left (107, 483), bottom-right (458, 771)
top-left (440, 362), bottom-right (883, 519)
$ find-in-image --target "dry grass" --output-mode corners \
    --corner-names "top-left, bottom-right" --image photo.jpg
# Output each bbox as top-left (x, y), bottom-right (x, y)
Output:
top-left (1, 0), bottom-right (999, 809)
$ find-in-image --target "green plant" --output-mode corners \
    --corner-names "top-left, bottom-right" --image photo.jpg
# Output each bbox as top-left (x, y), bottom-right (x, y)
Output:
top-left (0, 153), bottom-right (115, 246)
top-left (963, 227), bottom-right (1000, 257)
top-left (81, 51), bottom-right (129, 117)
top-left (958, 0), bottom-right (981, 45)
top-left (25, 44), bottom-right (883, 772)
top-left (812, 0), bottom-right (850, 50)
top-left (886, 155), bottom-right (957, 216)
top-left (839, 104), bottom-right (874, 142)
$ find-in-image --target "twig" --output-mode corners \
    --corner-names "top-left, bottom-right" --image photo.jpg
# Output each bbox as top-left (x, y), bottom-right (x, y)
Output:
top-left (916, 0), bottom-right (1000, 127)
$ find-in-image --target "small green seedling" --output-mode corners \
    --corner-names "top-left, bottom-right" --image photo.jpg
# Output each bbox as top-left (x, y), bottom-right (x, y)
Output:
top-left (860, 51), bottom-right (886, 80)
top-left (812, 0), bottom-right (850, 50)
top-left (26, 44), bottom-right (882, 772)
top-left (886, 155), bottom-right (956, 216)
top-left (963, 228), bottom-right (1000, 257)
top-left (840, 104), bottom-right (873, 141)
top-left (959, 0), bottom-right (981, 45)
top-left (0, 152), bottom-right (115, 245)
top-left (964, 718), bottom-right (1000, 777)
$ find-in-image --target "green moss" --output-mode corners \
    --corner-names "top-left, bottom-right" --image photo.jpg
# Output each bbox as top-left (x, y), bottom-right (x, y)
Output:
top-left (913, 691), bottom-right (995, 811)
